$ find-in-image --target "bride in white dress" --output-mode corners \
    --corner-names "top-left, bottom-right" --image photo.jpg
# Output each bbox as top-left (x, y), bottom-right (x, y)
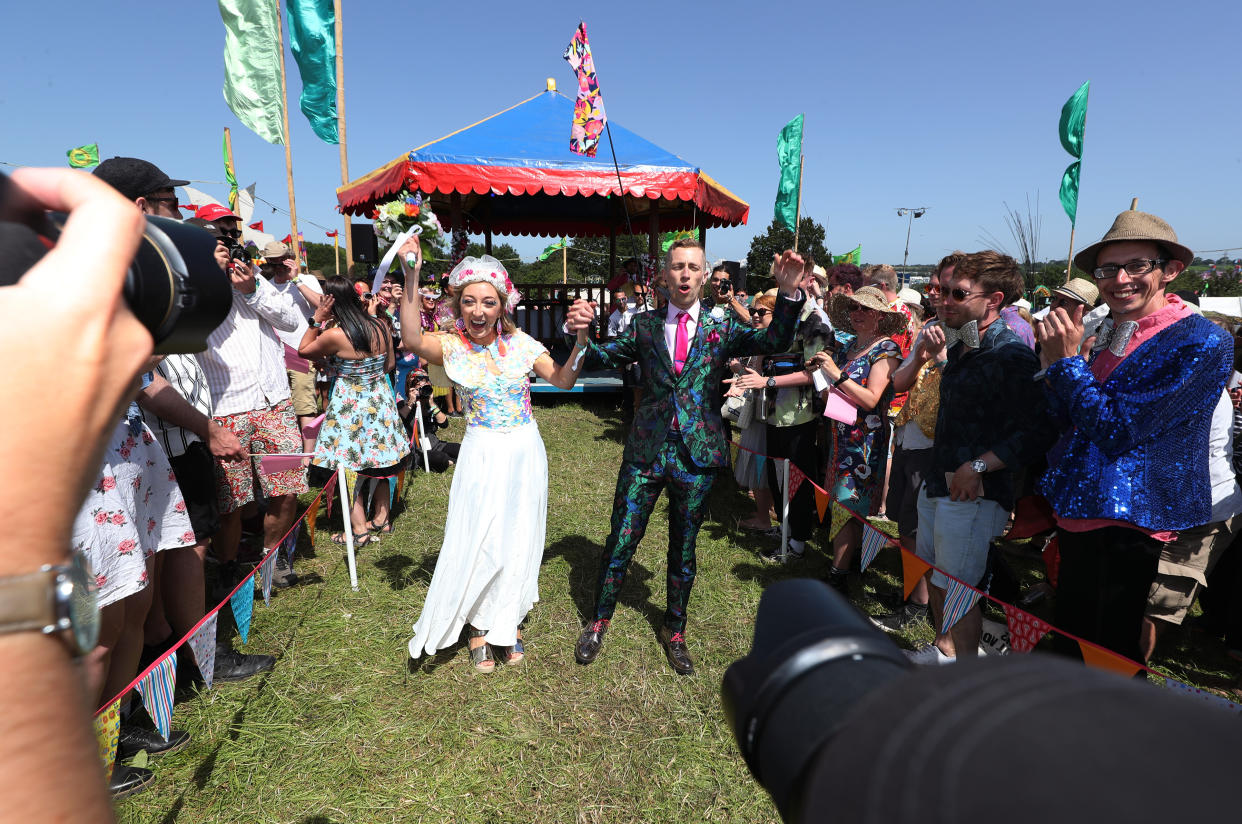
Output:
top-left (398, 241), bottom-right (588, 671)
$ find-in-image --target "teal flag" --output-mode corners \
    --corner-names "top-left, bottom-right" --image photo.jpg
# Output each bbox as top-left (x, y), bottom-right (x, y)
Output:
top-left (775, 114), bottom-right (804, 232)
top-left (286, 0), bottom-right (339, 144)
top-left (218, 0), bottom-right (285, 145)
top-left (1058, 81), bottom-right (1089, 159)
top-left (1059, 161), bottom-right (1081, 226)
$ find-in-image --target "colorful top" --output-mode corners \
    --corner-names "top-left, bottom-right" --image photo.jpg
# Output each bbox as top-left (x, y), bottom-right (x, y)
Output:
top-left (312, 354), bottom-right (410, 472)
top-left (1000, 305), bottom-right (1036, 349)
top-left (1041, 296), bottom-right (1233, 532)
top-left (440, 330), bottom-right (548, 431)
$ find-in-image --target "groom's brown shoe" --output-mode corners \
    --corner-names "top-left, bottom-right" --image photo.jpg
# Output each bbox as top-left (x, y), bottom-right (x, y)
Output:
top-left (658, 626), bottom-right (695, 676)
top-left (575, 619), bottom-right (609, 664)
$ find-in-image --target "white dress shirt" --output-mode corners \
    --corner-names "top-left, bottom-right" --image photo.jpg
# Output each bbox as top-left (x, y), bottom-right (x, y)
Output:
top-left (197, 272), bottom-right (302, 417)
top-left (139, 354), bottom-right (213, 458)
top-left (268, 274), bottom-right (323, 350)
top-left (664, 301), bottom-right (701, 361)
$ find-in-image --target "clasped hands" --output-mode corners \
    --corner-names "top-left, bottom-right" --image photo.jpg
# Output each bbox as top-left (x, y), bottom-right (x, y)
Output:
top-left (565, 299), bottom-right (594, 344)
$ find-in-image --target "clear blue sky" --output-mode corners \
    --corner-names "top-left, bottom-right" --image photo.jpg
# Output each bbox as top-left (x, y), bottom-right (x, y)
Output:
top-left (4, 1), bottom-right (1240, 267)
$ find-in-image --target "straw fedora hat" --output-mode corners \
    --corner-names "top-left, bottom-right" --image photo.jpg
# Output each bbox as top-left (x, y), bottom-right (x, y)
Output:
top-left (829, 286), bottom-right (908, 337)
top-left (1052, 277), bottom-right (1099, 307)
top-left (1073, 210), bottom-right (1193, 275)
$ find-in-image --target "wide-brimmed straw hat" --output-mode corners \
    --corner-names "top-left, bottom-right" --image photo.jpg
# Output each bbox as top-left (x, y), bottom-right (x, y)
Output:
top-left (1052, 277), bottom-right (1099, 307)
top-left (1073, 210), bottom-right (1193, 275)
top-left (829, 286), bottom-right (908, 337)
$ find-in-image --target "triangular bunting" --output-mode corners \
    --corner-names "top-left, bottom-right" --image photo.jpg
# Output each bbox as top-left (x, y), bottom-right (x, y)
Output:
top-left (396, 469), bottom-right (407, 502)
top-left (815, 488), bottom-right (830, 523)
top-left (940, 578), bottom-right (983, 634)
top-left (859, 524), bottom-right (889, 573)
top-left (755, 455), bottom-right (767, 486)
top-left (281, 524), bottom-right (299, 562)
top-left (94, 699), bottom-right (121, 782)
top-left (788, 464), bottom-right (805, 499)
top-left (230, 575), bottom-right (255, 644)
top-left (1164, 678), bottom-right (1242, 714)
top-left (186, 613), bottom-right (218, 689)
top-left (828, 502), bottom-right (849, 541)
top-left (324, 472), bottom-right (337, 520)
top-left (258, 552), bottom-right (277, 606)
top-left (1003, 603), bottom-right (1052, 653)
top-left (387, 474), bottom-right (398, 510)
top-left (305, 496), bottom-right (320, 550)
top-left (900, 548), bottom-right (932, 599)
top-left (135, 652), bottom-right (177, 740)
top-left (1079, 641), bottom-right (1142, 678)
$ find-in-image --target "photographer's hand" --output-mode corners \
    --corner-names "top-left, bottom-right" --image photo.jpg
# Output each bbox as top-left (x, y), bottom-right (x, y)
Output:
top-left (229, 258), bottom-right (257, 295)
top-left (0, 166), bottom-right (150, 823)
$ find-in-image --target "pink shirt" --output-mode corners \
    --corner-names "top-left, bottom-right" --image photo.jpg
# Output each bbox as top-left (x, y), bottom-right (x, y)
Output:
top-left (1056, 294), bottom-right (1193, 541)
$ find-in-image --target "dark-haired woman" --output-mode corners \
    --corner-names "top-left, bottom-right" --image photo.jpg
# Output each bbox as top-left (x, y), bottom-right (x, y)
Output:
top-left (299, 276), bottom-right (410, 545)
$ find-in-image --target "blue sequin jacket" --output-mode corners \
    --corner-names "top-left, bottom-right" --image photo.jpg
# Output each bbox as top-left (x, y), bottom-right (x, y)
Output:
top-left (1039, 314), bottom-right (1232, 531)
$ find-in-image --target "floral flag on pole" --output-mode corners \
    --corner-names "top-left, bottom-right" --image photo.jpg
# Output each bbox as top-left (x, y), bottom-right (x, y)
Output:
top-left (563, 22), bottom-right (607, 157)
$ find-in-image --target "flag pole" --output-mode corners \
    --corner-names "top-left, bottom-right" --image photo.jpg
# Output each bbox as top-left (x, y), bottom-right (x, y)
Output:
top-left (793, 153), bottom-right (804, 253)
top-left (274, 0), bottom-right (301, 270)
top-left (333, 233), bottom-right (339, 276)
top-left (562, 242), bottom-right (567, 284)
top-left (333, 0), bottom-right (352, 275)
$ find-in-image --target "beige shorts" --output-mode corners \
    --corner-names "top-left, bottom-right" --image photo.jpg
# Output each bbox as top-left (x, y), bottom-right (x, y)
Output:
top-left (287, 366), bottom-right (319, 417)
top-left (1147, 517), bottom-right (1237, 624)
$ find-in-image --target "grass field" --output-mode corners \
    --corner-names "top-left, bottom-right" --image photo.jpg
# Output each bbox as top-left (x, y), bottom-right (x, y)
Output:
top-left (116, 398), bottom-right (1241, 823)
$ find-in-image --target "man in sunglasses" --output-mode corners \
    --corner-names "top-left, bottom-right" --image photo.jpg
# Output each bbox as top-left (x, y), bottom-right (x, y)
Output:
top-left (1036, 210), bottom-right (1233, 665)
top-left (907, 251), bottom-right (1056, 665)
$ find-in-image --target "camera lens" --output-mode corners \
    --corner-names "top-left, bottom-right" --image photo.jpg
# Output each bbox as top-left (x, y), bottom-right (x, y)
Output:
top-left (722, 579), bottom-right (909, 821)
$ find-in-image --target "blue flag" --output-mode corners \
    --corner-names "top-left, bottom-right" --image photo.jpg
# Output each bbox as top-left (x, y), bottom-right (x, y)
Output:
top-left (230, 575), bottom-right (255, 644)
top-left (286, 0), bottom-right (339, 144)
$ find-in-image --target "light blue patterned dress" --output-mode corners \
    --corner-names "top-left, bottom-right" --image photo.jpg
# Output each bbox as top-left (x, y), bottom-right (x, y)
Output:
top-left (312, 354), bottom-right (410, 475)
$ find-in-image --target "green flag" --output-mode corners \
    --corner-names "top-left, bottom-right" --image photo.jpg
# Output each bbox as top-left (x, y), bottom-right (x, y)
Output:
top-left (775, 114), bottom-right (804, 232)
top-left (1058, 81), bottom-right (1089, 159)
top-left (1059, 161), bottom-right (1081, 226)
top-left (218, 0), bottom-right (286, 145)
top-left (222, 132), bottom-right (239, 213)
top-left (833, 245), bottom-right (861, 265)
top-left (66, 144), bottom-right (99, 168)
top-left (660, 229), bottom-right (696, 255)
top-left (536, 238), bottom-right (567, 262)
top-left (286, 0), bottom-right (339, 144)
top-left (1058, 81), bottom-right (1089, 226)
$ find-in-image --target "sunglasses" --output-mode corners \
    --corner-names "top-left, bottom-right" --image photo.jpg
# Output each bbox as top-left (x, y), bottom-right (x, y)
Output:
top-left (945, 287), bottom-right (986, 302)
top-left (751, 308), bottom-right (772, 318)
top-left (219, 228), bottom-right (242, 239)
top-left (144, 195), bottom-right (179, 207)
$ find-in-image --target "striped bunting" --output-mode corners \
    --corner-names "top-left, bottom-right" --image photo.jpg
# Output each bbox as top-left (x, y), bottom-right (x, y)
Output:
top-left (186, 613), bottom-right (218, 689)
top-left (135, 651), bottom-right (177, 740)
top-left (231, 574), bottom-right (255, 644)
top-left (859, 523), bottom-right (889, 572)
top-left (941, 578), bottom-right (983, 634)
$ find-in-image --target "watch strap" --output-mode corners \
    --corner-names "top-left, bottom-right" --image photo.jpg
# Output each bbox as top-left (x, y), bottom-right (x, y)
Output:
top-left (0, 569), bottom-right (58, 635)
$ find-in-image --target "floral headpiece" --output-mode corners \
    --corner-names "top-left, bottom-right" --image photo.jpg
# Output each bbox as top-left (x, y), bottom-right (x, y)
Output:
top-left (448, 255), bottom-right (522, 312)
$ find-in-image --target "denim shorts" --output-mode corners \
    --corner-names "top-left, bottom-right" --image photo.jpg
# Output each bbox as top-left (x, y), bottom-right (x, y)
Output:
top-left (915, 486), bottom-right (1008, 590)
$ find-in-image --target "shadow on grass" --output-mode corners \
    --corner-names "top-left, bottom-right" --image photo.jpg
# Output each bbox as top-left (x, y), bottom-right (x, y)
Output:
top-left (374, 552), bottom-right (439, 592)
top-left (543, 534), bottom-right (665, 634)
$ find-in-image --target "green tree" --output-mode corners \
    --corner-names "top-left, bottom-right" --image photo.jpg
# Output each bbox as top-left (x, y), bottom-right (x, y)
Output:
top-left (568, 234), bottom-right (648, 283)
top-left (744, 217), bottom-right (829, 293)
top-left (302, 241), bottom-right (346, 278)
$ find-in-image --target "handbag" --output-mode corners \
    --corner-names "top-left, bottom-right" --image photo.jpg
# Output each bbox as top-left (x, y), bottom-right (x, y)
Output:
top-left (722, 390), bottom-right (755, 430)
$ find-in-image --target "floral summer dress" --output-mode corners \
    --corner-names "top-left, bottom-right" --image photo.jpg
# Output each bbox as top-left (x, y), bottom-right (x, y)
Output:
top-left (312, 354), bottom-right (410, 475)
top-left (827, 337), bottom-right (902, 516)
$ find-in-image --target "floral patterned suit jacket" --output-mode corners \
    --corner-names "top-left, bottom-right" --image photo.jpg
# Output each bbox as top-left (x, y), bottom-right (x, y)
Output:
top-left (584, 294), bottom-right (804, 468)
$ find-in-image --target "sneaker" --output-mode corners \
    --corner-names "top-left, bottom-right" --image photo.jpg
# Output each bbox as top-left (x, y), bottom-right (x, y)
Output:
top-left (905, 644), bottom-right (956, 666)
top-left (272, 554), bottom-right (298, 589)
top-left (869, 603), bottom-right (930, 634)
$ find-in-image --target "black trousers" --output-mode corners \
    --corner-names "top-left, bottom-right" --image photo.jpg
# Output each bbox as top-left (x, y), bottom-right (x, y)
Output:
top-left (1053, 526), bottom-right (1162, 664)
top-left (764, 420), bottom-right (819, 542)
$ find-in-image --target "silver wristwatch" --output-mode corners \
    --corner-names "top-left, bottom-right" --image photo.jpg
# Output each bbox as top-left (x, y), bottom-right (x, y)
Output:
top-left (970, 459), bottom-right (988, 474)
top-left (0, 548), bottom-right (99, 656)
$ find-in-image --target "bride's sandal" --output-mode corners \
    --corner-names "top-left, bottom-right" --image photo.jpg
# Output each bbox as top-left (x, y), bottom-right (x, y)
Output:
top-left (503, 633), bottom-right (525, 665)
top-left (465, 627), bottom-right (495, 673)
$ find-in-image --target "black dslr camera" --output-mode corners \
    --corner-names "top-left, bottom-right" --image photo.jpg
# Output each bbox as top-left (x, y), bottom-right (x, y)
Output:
top-left (0, 171), bottom-right (231, 353)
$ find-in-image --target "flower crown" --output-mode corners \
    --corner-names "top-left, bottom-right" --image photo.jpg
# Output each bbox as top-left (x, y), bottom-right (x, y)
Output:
top-left (447, 255), bottom-right (522, 312)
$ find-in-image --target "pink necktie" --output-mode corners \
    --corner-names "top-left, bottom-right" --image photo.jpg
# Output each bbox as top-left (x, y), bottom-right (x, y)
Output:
top-left (674, 311), bottom-right (690, 374)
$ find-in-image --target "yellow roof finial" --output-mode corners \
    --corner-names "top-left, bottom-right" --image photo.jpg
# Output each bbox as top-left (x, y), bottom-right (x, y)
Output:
top-left (546, 77), bottom-right (556, 92)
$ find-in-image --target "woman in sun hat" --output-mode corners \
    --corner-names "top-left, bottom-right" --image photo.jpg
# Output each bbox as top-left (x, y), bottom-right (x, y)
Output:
top-left (807, 286), bottom-right (906, 594)
top-left (397, 240), bottom-right (589, 672)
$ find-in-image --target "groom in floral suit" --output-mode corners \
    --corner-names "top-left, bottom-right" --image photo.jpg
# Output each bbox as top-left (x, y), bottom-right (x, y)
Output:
top-left (566, 240), bottom-right (807, 674)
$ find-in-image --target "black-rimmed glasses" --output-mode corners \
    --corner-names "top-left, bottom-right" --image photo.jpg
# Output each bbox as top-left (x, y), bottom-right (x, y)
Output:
top-left (1093, 259), bottom-right (1166, 280)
